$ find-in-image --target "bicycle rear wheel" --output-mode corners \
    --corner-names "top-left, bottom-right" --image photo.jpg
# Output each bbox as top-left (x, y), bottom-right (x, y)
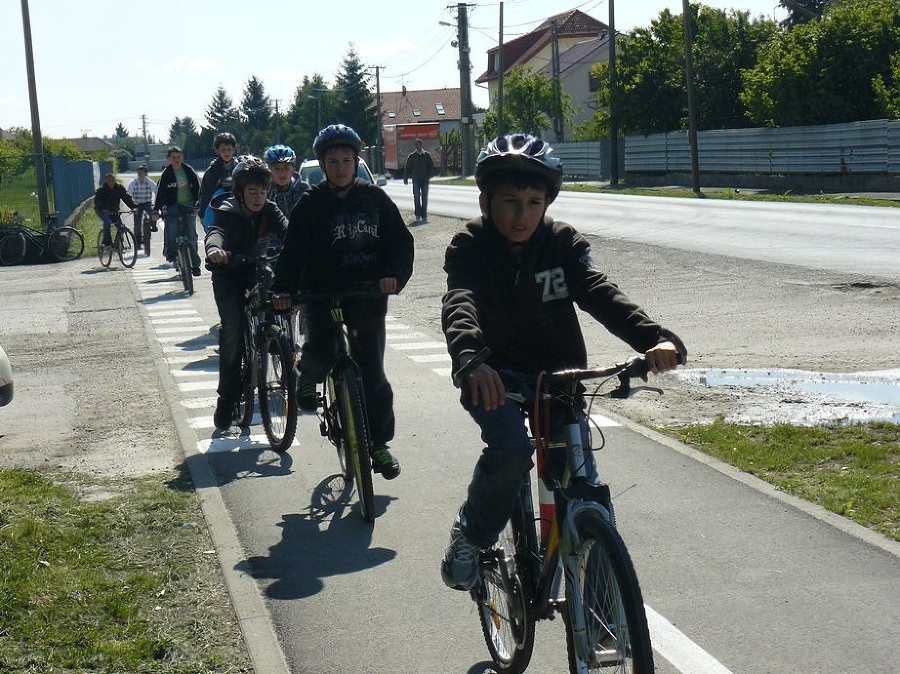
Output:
top-left (258, 328), bottom-right (297, 452)
top-left (96, 231), bottom-right (112, 267)
top-left (235, 317), bottom-right (256, 428)
top-left (141, 218), bottom-right (151, 257)
top-left (563, 508), bottom-right (654, 674)
top-left (117, 227), bottom-right (137, 268)
top-left (48, 227), bottom-right (84, 261)
top-left (0, 231), bottom-right (27, 266)
top-left (335, 368), bottom-right (375, 523)
top-left (176, 243), bottom-right (193, 294)
top-left (475, 505), bottom-right (536, 673)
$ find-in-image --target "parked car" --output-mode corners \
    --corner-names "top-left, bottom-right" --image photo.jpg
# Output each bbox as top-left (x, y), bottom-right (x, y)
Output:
top-left (298, 157), bottom-right (386, 187)
top-left (0, 344), bottom-right (13, 406)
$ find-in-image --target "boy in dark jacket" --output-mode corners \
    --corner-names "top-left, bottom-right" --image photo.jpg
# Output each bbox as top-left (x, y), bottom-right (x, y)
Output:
top-left (205, 155), bottom-right (289, 431)
top-left (152, 146), bottom-right (201, 274)
top-left (439, 133), bottom-right (684, 591)
top-left (271, 124), bottom-right (414, 480)
top-left (198, 132), bottom-right (238, 217)
top-left (94, 173), bottom-right (137, 248)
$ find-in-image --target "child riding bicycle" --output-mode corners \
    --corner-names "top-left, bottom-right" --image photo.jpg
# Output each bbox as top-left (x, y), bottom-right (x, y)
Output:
top-left (152, 146), bottom-right (202, 275)
top-left (204, 155), bottom-right (289, 431)
top-left (270, 124), bottom-right (414, 480)
top-left (94, 173), bottom-right (137, 250)
top-left (440, 133), bottom-right (684, 591)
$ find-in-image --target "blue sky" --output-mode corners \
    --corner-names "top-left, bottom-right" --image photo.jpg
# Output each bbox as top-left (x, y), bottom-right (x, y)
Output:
top-left (1, 0), bottom-right (783, 144)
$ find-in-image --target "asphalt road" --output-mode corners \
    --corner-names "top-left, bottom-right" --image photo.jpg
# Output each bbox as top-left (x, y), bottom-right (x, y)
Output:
top-left (2, 193), bottom-right (899, 673)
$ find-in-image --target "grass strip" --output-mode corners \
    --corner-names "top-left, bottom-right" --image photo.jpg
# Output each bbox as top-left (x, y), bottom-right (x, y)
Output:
top-left (0, 468), bottom-right (251, 673)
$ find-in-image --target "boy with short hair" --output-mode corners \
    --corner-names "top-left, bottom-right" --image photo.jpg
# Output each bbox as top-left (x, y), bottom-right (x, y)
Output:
top-left (439, 133), bottom-right (684, 591)
top-left (152, 146), bottom-right (201, 274)
top-left (198, 132), bottom-right (238, 218)
top-left (271, 124), bottom-right (414, 480)
top-left (95, 173), bottom-right (137, 249)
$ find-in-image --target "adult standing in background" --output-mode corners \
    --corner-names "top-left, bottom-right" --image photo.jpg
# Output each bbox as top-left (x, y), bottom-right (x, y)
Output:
top-left (126, 165), bottom-right (157, 253)
top-left (404, 138), bottom-right (434, 222)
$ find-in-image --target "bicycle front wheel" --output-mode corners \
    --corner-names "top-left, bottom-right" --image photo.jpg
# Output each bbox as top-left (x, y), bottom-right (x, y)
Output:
top-left (48, 227), bottom-right (84, 261)
top-left (475, 509), bottom-right (536, 673)
top-left (176, 243), bottom-right (193, 294)
top-left (564, 508), bottom-right (655, 674)
top-left (117, 227), bottom-right (137, 268)
top-left (235, 316), bottom-right (256, 428)
top-left (96, 231), bottom-right (112, 267)
top-left (335, 368), bottom-right (375, 523)
top-left (258, 328), bottom-right (297, 452)
top-left (0, 231), bottom-right (27, 266)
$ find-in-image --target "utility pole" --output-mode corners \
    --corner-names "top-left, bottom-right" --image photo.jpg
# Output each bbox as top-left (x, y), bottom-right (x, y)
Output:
top-left (20, 0), bottom-right (51, 227)
top-left (550, 20), bottom-right (563, 141)
top-left (374, 66), bottom-right (384, 175)
top-left (273, 100), bottom-right (281, 143)
top-left (454, 2), bottom-right (476, 176)
top-left (141, 114), bottom-right (149, 160)
top-left (608, 0), bottom-right (619, 186)
top-left (497, 2), bottom-right (504, 137)
top-left (682, 0), bottom-right (701, 195)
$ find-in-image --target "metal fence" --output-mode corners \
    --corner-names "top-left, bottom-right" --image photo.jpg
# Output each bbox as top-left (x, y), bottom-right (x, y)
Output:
top-left (625, 119), bottom-right (900, 175)
top-left (549, 140), bottom-right (625, 181)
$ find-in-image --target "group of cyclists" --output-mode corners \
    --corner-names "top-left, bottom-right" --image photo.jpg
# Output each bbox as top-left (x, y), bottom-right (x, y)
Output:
top-left (97, 123), bottom-right (684, 602)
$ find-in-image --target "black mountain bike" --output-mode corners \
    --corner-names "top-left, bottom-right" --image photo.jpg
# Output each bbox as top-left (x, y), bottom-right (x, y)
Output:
top-left (96, 212), bottom-right (137, 268)
top-left (219, 253), bottom-right (297, 452)
top-left (454, 342), bottom-right (685, 674)
top-left (0, 213), bottom-right (85, 266)
top-left (286, 286), bottom-right (386, 523)
top-left (165, 209), bottom-right (195, 295)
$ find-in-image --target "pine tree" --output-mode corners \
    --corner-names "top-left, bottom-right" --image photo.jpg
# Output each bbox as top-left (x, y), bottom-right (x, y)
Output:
top-left (241, 76), bottom-right (272, 132)
top-left (205, 86), bottom-right (242, 135)
top-left (334, 45), bottom-right (377, 145)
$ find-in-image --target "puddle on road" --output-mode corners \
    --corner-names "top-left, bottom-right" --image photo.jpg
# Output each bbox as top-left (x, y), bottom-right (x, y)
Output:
top-left (686, 367), bottom-right (900, 424)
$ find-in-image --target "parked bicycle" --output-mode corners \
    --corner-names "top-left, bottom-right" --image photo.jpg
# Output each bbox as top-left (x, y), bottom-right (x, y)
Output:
top-left (0, 212), bottom-right (85, 266)
top-left (283, 286), bottom-right (388, 524)
top-left (218, 253), bottom-right (298, 453)
top-left (454, 343), bottom-right (685, 674)
top-left (96, 211), bottom-right (137, 268)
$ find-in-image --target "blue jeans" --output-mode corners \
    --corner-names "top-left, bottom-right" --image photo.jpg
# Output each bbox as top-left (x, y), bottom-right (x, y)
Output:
top-left (163, 204), bottom-right (201, 268)
top-left (96, 211), bottom-right (121, 246)
top-left (461, 398), bottom-right (599, 549)
top-left (412, 178), bottom-right (429, 219)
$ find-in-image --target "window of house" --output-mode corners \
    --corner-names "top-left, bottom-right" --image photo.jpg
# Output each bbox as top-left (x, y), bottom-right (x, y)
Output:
top-left (436, 103), bottom-right (446, 115)
top-left (387, 111), bottom-right (396, 118)
top-left (413, 109), bottom-right (422, 116)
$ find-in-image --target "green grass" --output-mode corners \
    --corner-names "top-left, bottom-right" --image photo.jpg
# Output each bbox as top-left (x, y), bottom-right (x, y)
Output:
top-left (666, 420), bottom-right (900, 541)
top-left (0, 469), bottom-right (251, 673)
top-left (0, 173), bottom-right (44, 226)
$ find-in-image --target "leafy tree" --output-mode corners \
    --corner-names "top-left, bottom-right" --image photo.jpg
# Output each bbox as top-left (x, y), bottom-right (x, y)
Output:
top-left (741, 0), bottom-right (900, 126)
top-left (114, 122), bottom-right (129, 141)
top-left (333, 45), bottom-right (377, 145)
top-left (484, 66), bottom-right (572, 138)
top-left (284, 74), bottom-right (333, 159)
top-left (205, 86), bottom-right (242, 136)
top-left (778, 0), bottom-right (829, 28)
top-left (168, 117), bottom-right (197, 146)
top-left (582, 5), bottom-right (776, 136)
top-left (873, 53), bottom-right (900, 118)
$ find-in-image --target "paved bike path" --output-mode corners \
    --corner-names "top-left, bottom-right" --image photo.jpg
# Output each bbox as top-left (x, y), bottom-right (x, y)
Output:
top-left (127, 253), bottom-right (900, 673)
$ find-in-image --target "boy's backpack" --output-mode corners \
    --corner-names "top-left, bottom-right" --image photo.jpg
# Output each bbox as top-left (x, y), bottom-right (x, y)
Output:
top-left (203, 179), bottom-right (232, 232)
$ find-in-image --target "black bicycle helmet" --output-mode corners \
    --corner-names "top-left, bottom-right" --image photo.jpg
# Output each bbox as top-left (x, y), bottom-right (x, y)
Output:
top-left (214, 132), bottom-right (237, 149)
top-left (475, 133), bottom-right (563, 202)
top-left (312, 124), bottom-right (362, 160)
top-left (263, 144), bottom-right (297, 165)
top-left (231, 155), bottom-right (271, 196)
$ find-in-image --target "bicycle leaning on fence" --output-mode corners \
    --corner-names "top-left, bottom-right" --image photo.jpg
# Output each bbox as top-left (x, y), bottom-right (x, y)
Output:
top-left (0, 212), bottom-right (85, 266)
top-left (96, 211), bottom-right (137, 269)
top-left (453, 340), bottom-right (686, 674)
top-left (280, 285), bottom-right (389, 524)
top-left (215, 252), bottom-right (298, 453)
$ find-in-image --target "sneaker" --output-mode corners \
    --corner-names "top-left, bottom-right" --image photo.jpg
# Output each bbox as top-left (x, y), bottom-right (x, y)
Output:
top-left (371, 445), bottom-right (401, 480)
top-left (441, 508), bottom-right (481, 591)
top-left (191, 267), bottom-right (201, 277)
top-left (213, 397), bottom-right (233, 431)
top-left (296, 379), bottom-right (318, 412)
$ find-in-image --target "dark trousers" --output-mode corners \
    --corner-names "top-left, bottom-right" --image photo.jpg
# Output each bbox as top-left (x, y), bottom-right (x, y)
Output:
top-left (412, 178), bottom-right (430, 219)
top-left (299, 302), bottom-right (395, 446)
top-left (211, 273), bottom-right (251, 402)
top-left (133, 203), bottom-right (152, 245)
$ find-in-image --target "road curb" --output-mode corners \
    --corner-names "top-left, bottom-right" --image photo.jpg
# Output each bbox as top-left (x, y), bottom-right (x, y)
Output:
top-left (132, 273), bottom-right (291, 674)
